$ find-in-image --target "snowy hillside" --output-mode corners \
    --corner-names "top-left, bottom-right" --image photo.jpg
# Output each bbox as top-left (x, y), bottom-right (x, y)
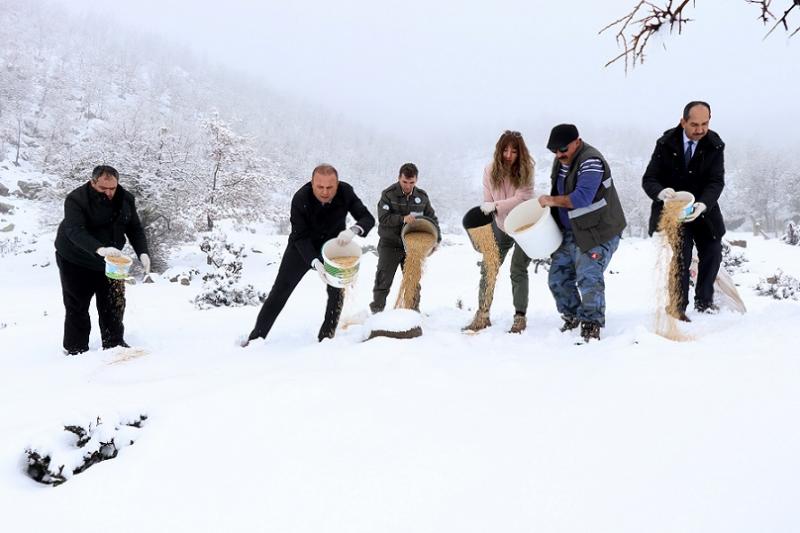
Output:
top-left (2, 181), bottom-right (800, 532)
top-left (3, 0), bottom-right (800, 529)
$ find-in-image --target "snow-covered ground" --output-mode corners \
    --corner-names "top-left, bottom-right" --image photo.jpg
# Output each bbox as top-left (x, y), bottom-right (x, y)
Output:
top-left (2, 173), bottom-right (800, 531)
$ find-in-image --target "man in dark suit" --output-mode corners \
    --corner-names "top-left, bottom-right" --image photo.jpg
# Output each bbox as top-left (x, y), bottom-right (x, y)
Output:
top-left (642, 101), bottom-right (726, 321)
top-left (245, 164), bottom-right (375, 345)
top-left (54, 165), bottom-right (150, 355)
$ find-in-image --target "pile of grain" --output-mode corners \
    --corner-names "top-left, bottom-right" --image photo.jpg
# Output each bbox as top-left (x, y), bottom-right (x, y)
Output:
top-left (332, 256), bottom-right (359, 268)
top-left (106, 255), bottom-right (131, 266)
top-left (515, 222), bottom-right (535, 232)
top-left (395, 231), bottom-right (436, 309)
top-left (654, 200), bottom-right (692, 341)
top-left (467, 224), bottom-right (501, 311)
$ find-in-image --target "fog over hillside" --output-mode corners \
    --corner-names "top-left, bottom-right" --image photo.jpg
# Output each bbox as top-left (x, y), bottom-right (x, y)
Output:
top-left (1, 0), bottom-right (798, 245)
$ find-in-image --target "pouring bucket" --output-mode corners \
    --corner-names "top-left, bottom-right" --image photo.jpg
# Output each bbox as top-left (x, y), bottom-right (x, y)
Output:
top-left (105, 255), bottom-right (133, 280)
top-left (667, 191), bottom-right (695, 219)
top-left (401, 216), bottom-right (439, 253)
top-left (462, 206), bottom-right (494, 252)
top-left (321, 239), bottom-right (362, 288)
top-left (505, 198), bottom-right (563, 259)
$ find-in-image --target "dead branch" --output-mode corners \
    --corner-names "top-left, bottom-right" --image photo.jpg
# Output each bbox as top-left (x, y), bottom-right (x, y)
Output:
top-left (603, 0), bottom-right (799, 71)
top-left (600, 0), bottom-right (695, 72)
top-left (745, 0), bottom-right (776, 23)
top-left (764, 0), bottom-right (800, 37)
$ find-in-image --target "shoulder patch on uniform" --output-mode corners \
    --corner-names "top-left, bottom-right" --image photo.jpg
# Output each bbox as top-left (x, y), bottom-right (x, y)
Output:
top-left (414, 197), bottom-right (421, 204)
top-left (382, 204), bottom-right (390, 210)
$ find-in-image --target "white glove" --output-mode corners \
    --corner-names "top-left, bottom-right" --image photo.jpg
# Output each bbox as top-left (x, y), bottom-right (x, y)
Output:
top-left (336, 229), bottom-right (355, 245)
top-left (311, 259), bottom-right (328, 284)
top-left (480, 202), bottom-right (496, 215)
top-left (683, 202), bottom-right (707, 223)
top-left (657, 187), bottom-right (677, 201)
top-left (140, 253), bottom-right (151, 274)
top-left (96, 247), bottom-right (122, 257)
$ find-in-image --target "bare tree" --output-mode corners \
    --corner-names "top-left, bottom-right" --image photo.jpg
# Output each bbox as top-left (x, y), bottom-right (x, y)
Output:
top-left (601, 0), bottom-right (800, 71)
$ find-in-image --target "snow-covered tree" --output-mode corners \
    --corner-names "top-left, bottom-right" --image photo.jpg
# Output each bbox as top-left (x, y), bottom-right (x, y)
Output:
top-left (193, 233), bottom-right (266, 309)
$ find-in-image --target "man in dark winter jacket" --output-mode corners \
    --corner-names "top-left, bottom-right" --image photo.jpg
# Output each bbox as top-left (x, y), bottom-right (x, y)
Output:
top-left (369, 163), bottom-right (440, 314)
top-left (54, 165), bottom-right (150, 355)
top-left (245, 164), bottom-right (375, 345)
top-left (642, 101), bottom-right (725, 321)
top-left (538, 124), bottom-right (627, 342)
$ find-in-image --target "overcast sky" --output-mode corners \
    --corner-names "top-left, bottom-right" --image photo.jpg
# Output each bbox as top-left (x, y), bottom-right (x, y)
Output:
top-left (48, 0), bottom-right (799, 148)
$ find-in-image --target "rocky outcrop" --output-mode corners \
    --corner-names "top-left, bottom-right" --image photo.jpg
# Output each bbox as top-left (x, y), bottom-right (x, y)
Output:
top-left (15, 179), bottom-right (49, 199)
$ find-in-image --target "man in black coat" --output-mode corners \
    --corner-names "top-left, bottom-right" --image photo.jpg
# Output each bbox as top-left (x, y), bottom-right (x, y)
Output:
top-left (369, 162), bottom-right (440, 314)
top-left (54, 165), bottom-right (150, 354)
top-left (245, 164), bottom-right (375, 345)
top-left (642, 101), bottom-right (726, 320)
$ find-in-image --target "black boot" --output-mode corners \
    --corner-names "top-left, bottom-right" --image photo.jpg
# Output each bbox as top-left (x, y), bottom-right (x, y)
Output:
top-left (559, 314), bottom-right (580, 332)
top-left (103, 340), bottom-right (130, 349)
top-left (580, 321), bottom-right (600, 342)
top-left (694, 300), bottom-right (719, 314)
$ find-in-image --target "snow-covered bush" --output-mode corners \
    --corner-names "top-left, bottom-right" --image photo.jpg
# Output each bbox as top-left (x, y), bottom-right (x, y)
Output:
top-left (722, 241), bottom-right (748, 274)
top-left (782, 221), bottom-right (800, 246)
top-left (755, 270), bottom-right (800, 301)
top-left (193, 233), bottom-right (265, 309)
top-left (0, 235), bottom-right (22, 257)
top-left (25, 414), bottom-right (147, 486)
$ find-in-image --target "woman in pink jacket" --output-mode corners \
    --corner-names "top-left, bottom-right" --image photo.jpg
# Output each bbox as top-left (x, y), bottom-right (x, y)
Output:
top-left (464, 130), bottom-right (535, 333)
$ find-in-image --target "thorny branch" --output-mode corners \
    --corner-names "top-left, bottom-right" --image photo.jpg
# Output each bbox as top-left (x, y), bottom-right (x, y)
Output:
top-left (764, 0), bottom-right (800, 37)
top-left (600, 0), bottom-right (694, 72)
top-left (746, 0), bottom-right (776, 24)
top-left (602, 0), bottom-right (800, 71)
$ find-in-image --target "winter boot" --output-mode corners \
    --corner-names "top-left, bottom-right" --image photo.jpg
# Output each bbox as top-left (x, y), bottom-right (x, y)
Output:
top-left (559, 314), bottom-right (580, 332)
top-left (580, 321), bottom-right (601, 342)
top-left (694, 301), bottom-right (719, 314)
top-left (103, 340), bottom-right (130, 349)
top-left (508, 313), bottom-right (527, 334)
top-left (462, 310), bottom-right (491, 332)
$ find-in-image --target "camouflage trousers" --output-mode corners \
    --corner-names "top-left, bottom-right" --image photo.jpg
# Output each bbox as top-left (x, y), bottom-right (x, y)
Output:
top-left (547, 230), bottom-right (620, 326)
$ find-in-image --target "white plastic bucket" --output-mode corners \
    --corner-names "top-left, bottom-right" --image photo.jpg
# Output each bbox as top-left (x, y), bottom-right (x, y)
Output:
top-left (321, 239), bottom-right (362, 288)
top-left (105, 255), bottom-right (133, 280)
top-left (666, 191), bottom-right (695, 219)
top-left (505, 198), bottom-right (563, 259)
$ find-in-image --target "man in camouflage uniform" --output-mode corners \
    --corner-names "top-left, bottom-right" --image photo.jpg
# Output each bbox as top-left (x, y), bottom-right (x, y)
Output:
top-left (369, 163), bottom-right (440, 314)
top-left (538, 124), bottom-right (627, 342)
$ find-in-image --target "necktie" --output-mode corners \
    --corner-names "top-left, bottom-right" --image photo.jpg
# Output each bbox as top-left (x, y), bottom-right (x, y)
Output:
top-left (684, 140), bottom-right (694, 167)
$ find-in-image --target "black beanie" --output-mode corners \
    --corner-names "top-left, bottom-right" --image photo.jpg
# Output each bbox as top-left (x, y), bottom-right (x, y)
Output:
top-left (547, 124), bottom-right (579, 151)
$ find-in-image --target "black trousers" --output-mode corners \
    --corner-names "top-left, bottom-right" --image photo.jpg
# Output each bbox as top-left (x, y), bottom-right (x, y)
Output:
top-left (369, 245), bottom-right (419, 313)
top-left (249, 245), bottom-right (344, 342)
top-left (671, 220), bottom-right (722, 311)
top-left (56, 253), bottom-right (126, 352)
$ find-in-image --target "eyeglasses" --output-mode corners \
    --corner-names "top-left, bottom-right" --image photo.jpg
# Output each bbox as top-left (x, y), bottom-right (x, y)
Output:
top-left (550, 145), bottom-right (569, 154)
top-left (504, 130), bottom-right (522, 138)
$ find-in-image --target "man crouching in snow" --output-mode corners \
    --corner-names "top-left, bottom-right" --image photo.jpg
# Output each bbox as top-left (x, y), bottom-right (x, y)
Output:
top-left (54, 165), bottom-right (150, 355)
top-left (244, 164), bottom-right (375, 345)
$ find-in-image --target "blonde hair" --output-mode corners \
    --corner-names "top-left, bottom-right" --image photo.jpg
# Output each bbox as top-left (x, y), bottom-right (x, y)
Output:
top-left (490, 130), bottom-right (534, 189)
